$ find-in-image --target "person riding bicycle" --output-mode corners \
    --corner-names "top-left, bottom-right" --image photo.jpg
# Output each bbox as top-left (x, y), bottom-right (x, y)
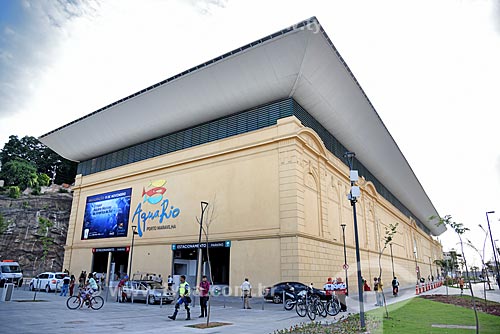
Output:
top-left (79, 272), bottom-right (99, 307)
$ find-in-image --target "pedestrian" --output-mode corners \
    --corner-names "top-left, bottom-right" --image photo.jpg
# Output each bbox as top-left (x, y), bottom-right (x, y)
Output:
top-left (334, 277), bottom-right (347, 312)
top-left (168, 275), bottom-right (191, 320)
top-left (323, 277), bottom-right (334, 301)
top-left (117, 275), bottom-right (129, 302)
top-left (155, 274), bottom-right (163, 285)
top-left (69, 275), bottom-right (75, 296)
top-left (459, 277), bottom-right (464, 295)
top-left (363, 279), bottom-right (371, 292)
top-left (391, 276), bottom-right (399, 297)
top-left (241, 278), bottom-right (252, 309)
top-left (374, 277), bottom-right (384, 306)
top-left (167, 275), bottom-right (174, 291)
top-left (60, 275), bottom-right (70, 297)
top-left (79, 270), bottom-right (86, 287)
top-left (198, 275), bottom-right (210, 318)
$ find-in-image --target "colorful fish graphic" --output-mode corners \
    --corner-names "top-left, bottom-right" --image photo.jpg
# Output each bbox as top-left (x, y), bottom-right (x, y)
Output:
top-left (142, 180), bottom-right (167, 204)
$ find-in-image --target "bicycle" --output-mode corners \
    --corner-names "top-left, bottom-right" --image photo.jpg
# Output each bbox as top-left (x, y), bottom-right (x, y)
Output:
top-left (66, 287), bottom-right (104, 310)
top-left (323, 295), bottom-right (341, 316)
top-left (306, 296), bottom-right (326, 320)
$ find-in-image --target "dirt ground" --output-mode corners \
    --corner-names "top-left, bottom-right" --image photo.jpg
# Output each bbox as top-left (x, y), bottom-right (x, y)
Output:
top-left (420, 294), bottom-right (500, 316)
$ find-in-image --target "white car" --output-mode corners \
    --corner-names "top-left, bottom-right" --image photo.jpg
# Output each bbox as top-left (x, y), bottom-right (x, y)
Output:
top-left (122, 280), bottom-right (174, 304)
top-left (29, 272), bottom-right (68, 292)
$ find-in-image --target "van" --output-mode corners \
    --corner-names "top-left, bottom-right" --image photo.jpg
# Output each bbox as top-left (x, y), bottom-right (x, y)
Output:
top-left (0, 260), bottom-right (23, 287)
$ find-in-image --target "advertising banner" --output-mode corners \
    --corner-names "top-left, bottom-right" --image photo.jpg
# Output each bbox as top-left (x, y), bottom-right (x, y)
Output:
top-left (81, 188), bottom-right (132, 240)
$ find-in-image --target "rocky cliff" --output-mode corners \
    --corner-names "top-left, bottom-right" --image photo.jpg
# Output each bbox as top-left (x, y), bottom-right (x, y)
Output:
top-left (0, 192), bottom-right (72, 277)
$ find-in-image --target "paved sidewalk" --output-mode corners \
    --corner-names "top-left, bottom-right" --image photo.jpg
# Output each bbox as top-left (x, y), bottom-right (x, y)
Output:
top-left (1, 282), bottom-right (499, 333)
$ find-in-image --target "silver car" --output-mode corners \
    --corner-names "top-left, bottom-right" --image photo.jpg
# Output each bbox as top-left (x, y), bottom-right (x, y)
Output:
top-left (123, 280), bottom-right (174, 304)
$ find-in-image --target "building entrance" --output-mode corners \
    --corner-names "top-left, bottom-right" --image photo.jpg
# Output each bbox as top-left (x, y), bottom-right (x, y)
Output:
top-left (171, 241), bottom-right (230, 286)
top-left (91, 246), bottom-right (130, 283)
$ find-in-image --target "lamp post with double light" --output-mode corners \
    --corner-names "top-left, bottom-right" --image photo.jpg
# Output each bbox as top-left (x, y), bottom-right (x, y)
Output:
top-left (343, 151), bottom-right (364, 328)
top-left (341, 223), bottom-right (349, 295)
top-left (128, 225), bottom-right (138, 279)
top-left (486, 211), bottom-right (500, 287)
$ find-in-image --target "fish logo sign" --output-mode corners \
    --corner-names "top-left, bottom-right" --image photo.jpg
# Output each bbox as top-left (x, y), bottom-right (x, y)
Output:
top-left (142, 180), bottom-right (167, 205)
top-left (132, 179), bottom-right (181, 237)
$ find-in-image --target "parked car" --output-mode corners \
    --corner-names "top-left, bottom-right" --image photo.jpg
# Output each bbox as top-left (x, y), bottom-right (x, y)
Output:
top-left (29, 272), bottom-right (68, 292)
top-left (0, 260), bottom-right (23, 287)
top-left (263, 281), bottom-right (327, 304)
top-left (122, 280), bottom-right (174, 304)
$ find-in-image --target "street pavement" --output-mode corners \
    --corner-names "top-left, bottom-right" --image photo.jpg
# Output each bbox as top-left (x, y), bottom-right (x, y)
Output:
top-left (1, 282), bottom-right (499, 333)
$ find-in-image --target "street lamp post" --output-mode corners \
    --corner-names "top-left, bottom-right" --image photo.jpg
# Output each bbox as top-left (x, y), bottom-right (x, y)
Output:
top-left (128, 225), bottom-right (138, 279)
top-left (196, 202), bottom-right (209, 288)
top-left (486, 211), bottom-right (500, 287)
top-left (429, 257), bottom-right (433, 280)
top-left (414, 250), bottom-right (419, 283)
top-left (390, 243), bottom-right (395, 278)
top-left (341, 224), bottom-right (349, 295)
top-left (344, 151), bottom-right (365, 328)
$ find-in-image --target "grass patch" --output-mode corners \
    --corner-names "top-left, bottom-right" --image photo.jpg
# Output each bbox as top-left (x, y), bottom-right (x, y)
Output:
top-left (274, 297), bottom-right (499, 333)
top-left (186, 322), bottom-right (232, 329)
top-left (367, 297), bottom-right (499, 334)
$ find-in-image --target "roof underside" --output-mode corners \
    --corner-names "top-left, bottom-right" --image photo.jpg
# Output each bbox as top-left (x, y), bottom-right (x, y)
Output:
top-left (39, 17), bottom-right (444, 236)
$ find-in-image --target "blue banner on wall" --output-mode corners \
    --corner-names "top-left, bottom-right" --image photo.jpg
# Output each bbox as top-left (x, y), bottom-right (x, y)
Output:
top-left (81, 188), bottom-right (132, 240)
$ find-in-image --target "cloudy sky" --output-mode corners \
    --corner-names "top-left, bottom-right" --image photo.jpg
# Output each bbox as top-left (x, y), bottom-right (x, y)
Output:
top-left (1, 0), bottom-right (499, 267)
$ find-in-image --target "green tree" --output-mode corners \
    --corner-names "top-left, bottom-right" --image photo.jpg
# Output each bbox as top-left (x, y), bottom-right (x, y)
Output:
top-left (38, 217), bottom-right (54, 261)
top-left (0, 158), bottom-right (38, 190)
top-left (0, 135), bottom-right (77, 185)
top-left (0, 214), bottom-right (9, 234)
top-left (435, 215), bottom-right (479, 334)
top-left (376, 222), bottom-right (398, 318)
top-left (8, 186), bottom-right (20, 199)
top-left (38, 173), bottom-right (51, 187)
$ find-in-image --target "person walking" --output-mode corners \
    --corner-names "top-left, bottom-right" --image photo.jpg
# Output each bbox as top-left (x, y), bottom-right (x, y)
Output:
top-left (78, 271), bottom-right (86, 287)
top-left (60, 275), bottom-right (70, 297)
top-left (117, 275), bottom-right (129, 302)
top-left (391, 276), bottom-right (399, 297)
top-left (334, 277), bottom-right (347, 312)
top-left (69, 275), bottom-right (76, 296)
top-left (198, 275), bottom-right (210, 317)
top-left (167, 275), bottom-right (174, 291)
top-left (241, 278), bottom-right (252, 309)
top-left (374, 277), bottom-right (384, 306)
top-left (168, 275), bottom-right (191, 320)
top-left (459, 277), bottom-right (464, 295)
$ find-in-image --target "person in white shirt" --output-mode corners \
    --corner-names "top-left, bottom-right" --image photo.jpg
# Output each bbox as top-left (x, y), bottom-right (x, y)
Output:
top-left (240, 278), bottom-right (252, 309)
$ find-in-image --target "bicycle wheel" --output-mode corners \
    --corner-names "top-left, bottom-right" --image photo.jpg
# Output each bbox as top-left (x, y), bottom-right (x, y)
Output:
top-left (317, 301), bottom-right (327, 318)
top-left (296, 300), bottom-right (307, 317)
top-left (66, 296), bottom-right (81, 310)
top-left (306, 303), bottom-right (316, 321)
top-left (90, 296), bottom-right (104, 310)
top-left (284, 299), bottom-right (295, 311)
top-left (326, 298), bottom-right (341, 316)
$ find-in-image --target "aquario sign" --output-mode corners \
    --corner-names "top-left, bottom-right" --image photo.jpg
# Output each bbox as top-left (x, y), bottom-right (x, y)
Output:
top-left (131, 179), bottom-right (181, 237)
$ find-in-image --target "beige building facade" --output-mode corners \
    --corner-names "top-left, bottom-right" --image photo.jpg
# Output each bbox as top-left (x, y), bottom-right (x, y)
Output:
top-left (42, 18), bottom-right (444, 294)
top-left (62, 113), bottom-right (442, 292)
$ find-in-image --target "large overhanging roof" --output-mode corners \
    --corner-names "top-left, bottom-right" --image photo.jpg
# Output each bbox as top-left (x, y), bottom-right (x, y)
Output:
top-left (39, 17), bottom-right (444, 236)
